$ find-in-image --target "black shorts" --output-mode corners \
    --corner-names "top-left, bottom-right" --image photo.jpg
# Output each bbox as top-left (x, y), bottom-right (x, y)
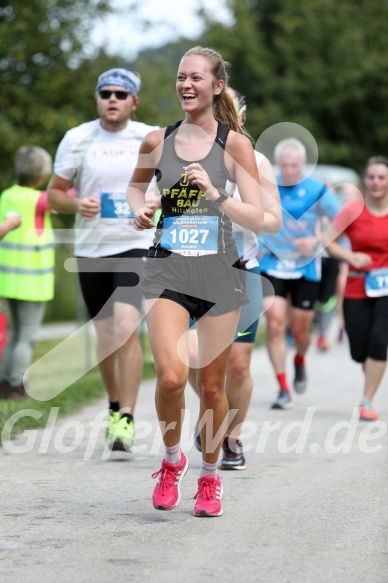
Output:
top-left (188, 265), bottom-right (263, 342)
top-left (343, 297), bottom-right (388, 362)
top-left (77, 249), bottom-right (147, 320)
top-left (142, 250), bottom-right (249, 318)
top-left (261, 274), bottom-right (320, 311)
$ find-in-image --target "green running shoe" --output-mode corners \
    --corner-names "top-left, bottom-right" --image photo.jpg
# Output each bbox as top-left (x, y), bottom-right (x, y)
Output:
top-left (110, 415), bottom-right (135, 452)
top-left (106, 411), bottom-right (121, 449)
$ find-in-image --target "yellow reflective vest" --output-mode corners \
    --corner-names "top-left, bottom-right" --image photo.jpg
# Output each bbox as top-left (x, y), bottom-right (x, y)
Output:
top-left (0, 184), bottom-right (55, 301)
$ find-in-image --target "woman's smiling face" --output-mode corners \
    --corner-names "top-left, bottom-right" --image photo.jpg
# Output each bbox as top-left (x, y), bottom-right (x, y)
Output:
top-left (176, 55), bottom-right (223, 114)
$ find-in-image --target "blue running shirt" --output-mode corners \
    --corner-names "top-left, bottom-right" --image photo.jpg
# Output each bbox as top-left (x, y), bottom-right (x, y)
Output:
top-left (260, 176), bottom-right (340, 281)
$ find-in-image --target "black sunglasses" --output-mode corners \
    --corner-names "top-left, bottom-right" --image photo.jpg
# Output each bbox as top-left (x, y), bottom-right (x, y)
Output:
top-left (98, 90), bottom-right (130, 100)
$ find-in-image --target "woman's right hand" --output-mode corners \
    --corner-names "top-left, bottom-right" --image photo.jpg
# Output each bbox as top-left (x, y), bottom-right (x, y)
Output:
top-left (349, 251), bottom-right (373, 269)
top-left (134, 207), bottom-right (155, 230)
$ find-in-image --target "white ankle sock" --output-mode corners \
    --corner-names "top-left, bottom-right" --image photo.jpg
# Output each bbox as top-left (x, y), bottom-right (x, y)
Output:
top-left (200, 460), bottom-right (218, 478)
top-left (362, 397), bottom-right (372, 407)
top-left (164, 443), bottom-right (181, 465)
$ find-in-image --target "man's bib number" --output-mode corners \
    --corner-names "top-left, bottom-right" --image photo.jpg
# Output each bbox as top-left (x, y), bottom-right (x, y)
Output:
top-left (101, 192), bottom-right (134, 222)
top-left (161, 216), bottom-right (218, 256)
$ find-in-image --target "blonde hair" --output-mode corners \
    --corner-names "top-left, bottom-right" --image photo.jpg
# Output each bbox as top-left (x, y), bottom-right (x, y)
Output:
top-left (182, 46), bottom-right (247, 137)
top-left (15, 146), bottom-right (52, 186)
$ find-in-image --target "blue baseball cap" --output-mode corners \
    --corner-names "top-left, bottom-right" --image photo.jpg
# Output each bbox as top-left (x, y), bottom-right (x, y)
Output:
top-left (95, 68), bottom-right (141, 96)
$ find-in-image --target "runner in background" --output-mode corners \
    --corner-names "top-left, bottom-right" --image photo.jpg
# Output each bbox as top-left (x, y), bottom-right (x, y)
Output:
top-left (325, 156), bottom-right (388, 421)
top-left (188, 87), bottom-right (281, 470)
top-left (47, 68), bottom-right (159, 452)
top-left (260, 139), bottom-right (340, 409)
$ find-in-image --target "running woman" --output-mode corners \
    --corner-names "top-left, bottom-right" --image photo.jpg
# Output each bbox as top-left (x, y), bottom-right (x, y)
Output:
top-left (326, 156), bottom-right (388, 421)
top-left (127, 47), bottom-right (263, 517)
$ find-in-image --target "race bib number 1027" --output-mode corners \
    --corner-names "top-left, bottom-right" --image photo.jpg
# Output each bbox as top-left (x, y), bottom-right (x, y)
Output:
top-left (161, 216), bottom-right (219, 256)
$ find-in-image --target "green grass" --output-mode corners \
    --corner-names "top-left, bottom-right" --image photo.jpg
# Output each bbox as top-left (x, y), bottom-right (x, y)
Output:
top-left (0, 332), bottom-right (155, 444)
top-left (0, 324), bottom-right (265, 444)
top-left (0, 368), bottom-right (104, 443)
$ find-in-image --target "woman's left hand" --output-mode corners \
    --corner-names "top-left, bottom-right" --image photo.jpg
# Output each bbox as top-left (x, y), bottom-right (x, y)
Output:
top-left (134, 207), bottom-right (155, 230)
top-left (185, 163), bottom-right (218, 201)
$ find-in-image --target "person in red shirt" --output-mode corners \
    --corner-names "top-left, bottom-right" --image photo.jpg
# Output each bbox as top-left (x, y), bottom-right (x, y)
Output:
top-left (326, 156), bottom-right (388, 421)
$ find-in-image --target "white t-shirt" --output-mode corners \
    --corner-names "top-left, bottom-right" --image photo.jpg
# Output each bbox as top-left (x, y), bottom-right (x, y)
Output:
top-left (226, 151), bottom-right (264, 268)
top-left (53, 118), bottom-right (158, 257)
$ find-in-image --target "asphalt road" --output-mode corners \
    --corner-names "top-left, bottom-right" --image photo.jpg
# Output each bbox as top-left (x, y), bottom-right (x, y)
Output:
top-left (1, 330), bottom-right (387, 583)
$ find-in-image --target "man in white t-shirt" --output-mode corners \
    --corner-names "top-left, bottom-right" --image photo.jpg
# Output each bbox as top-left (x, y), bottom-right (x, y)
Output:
top-left (47, 68), bottom-right (158, 452)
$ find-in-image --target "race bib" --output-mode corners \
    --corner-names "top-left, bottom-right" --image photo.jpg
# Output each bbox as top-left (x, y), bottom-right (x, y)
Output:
top-left (100, 192), bottom-right (134, 223)
top-left (161, 216), bottom-right (218, 256)
top-left (365, 268), bottom-right (388, 297)
top-left (262, 254), bottom-right (303, 279)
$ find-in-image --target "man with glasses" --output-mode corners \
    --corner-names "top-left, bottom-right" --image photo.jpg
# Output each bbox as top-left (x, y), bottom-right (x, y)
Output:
top-left (47, 68), bottom-right (158, 452)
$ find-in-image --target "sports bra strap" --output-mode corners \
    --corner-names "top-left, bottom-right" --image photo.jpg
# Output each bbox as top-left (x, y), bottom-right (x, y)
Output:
top-left (164, 121), bottom-right (182, 140)
top-left (164, 121), bottom-right (230, 147)
top-left (216, 122), bottom-right (230, 150)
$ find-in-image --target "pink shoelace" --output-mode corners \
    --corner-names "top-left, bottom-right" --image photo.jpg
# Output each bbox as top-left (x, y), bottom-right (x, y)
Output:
top-left (194, 478), bottom-right (218, 502)
top-left (151, 466), bottom-right (179, 495)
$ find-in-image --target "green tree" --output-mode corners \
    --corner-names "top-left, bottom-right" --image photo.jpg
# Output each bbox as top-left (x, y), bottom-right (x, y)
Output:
top-left (201, 0), bottom-right (388, 171)
top-left (0, 0), bottom-right (124, 191)
top-left (0, 0), bottom-right (133, 322)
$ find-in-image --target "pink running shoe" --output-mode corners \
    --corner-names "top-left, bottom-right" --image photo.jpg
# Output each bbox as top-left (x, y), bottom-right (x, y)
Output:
top-left (151, 451), bottom-right (188, 511)
top-left (193, 475), bottom-right (223, 517)
top-left (316, 334), bottom-right (329, 351)
top-left (359, 403), bottom-right (379, 422)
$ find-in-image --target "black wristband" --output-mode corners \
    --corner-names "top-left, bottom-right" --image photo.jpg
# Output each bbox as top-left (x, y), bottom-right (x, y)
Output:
top-left (213, 187), bottom-right (229, 207)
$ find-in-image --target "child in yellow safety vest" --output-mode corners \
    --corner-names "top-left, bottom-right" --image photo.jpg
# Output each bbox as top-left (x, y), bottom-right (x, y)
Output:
top-left (0, 146), bottom-right (53, 399)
